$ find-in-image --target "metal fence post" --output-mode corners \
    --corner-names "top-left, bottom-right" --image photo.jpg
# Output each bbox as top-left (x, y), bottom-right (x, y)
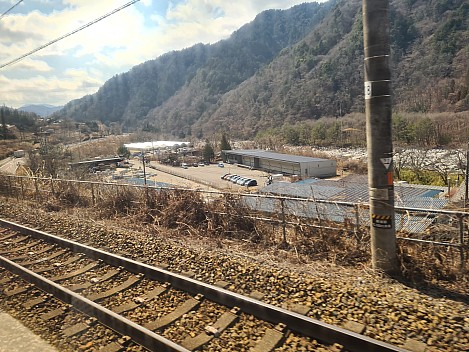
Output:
top-left (354, 204), bottom-right (360, 234)
top-left (51, 178), bottom-right (55, 199)
top-left (459, 215), bottom-right (466, 270)
top-left (280, 198), bottom-right (287, 246)
top-left (8, 176), bottom-right (13, 198)
top-left (20, 178), bottom-right (24, 200)
top-left (34, 177), bottom-right (39, 199)
top-left (91, 183), bottom-right (95, 206)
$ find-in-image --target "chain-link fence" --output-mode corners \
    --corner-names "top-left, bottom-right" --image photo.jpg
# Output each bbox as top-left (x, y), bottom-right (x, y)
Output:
top-left (0, 174), bottom-right (467, 270)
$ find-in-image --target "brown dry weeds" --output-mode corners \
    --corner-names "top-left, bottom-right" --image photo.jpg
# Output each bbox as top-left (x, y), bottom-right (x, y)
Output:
top-left (0, 178), bottom-right (467, 295)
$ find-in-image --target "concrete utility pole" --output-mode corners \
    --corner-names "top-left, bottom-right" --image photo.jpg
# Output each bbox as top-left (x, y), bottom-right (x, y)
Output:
top-left (464, 142), bottom-right (469, 209)
top-left (363, 0), bottom-right (398, 273)
top-left (141, 150), bottom-right (147, 186)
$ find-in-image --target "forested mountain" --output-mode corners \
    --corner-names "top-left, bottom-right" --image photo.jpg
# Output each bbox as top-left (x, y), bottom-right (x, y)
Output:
top-left (1, 106), bottom-right (39, 134)
top-left (55, 0), bottom-right (469, 139)
top-left (57, 2), bottom-right (333, 133)
top-left (19, 104), bottom-right (62, 117)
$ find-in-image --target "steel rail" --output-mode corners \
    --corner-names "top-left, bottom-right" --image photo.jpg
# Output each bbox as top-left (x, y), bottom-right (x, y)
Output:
top-left (0, 218), bottom-right (407, 352)
top-left (0, 254), bottom-right (189, 352)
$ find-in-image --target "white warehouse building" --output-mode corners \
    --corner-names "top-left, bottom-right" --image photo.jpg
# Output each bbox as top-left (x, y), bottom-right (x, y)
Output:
top-left (222, 150), bottom-right (336, 178)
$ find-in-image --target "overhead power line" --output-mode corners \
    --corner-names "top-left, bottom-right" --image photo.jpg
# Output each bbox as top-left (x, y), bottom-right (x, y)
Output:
top-left (0, 0), bottom-right (140, 69)
top-left (0, 0), bottom-right (24, 20)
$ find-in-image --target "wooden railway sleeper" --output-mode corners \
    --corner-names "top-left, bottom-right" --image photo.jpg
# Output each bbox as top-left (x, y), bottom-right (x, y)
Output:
top-left (4, 283), bottom-right (32, 296)
top-left (33, 253), bottom-right (84, 274)
top-left (22, 293), bottom-right (53, 309)
top-left (66, 268), bottom-right (121, 292)
top-left (250, 323), bottom-right (288, 352)
top-left (181, 306), bottom-right (241, 351)
top-left (41, 305), bottom-right (71, 321)
top-left (62, 317), bottom-right (97, 337)
top-left (101, 336), bottom-right (131, 352)
top-left (18, 249), bottom-right (67, 266)
top-left (49, 260), bottom-right (102, 282)
top-left (86, 274), bottom-right (142, 302)
top-left (144, 293), bottom-right (204, 331)
top-left (0, 231), bottom-right (20, 241)
top-left (1, 254), bottom-right (191, 352)
top-left (112, 283), bottom-right (170, 314)
top-left (0, 240), bottom-right (41, 254)
top-left (4, 235), bottom-right (28, 244)
top-left (9, 244), bottom-right (56, 261)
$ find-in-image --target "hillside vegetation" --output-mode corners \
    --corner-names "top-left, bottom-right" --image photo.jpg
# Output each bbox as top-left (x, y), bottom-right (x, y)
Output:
top-left (54, 0), bottom-right (469, 140)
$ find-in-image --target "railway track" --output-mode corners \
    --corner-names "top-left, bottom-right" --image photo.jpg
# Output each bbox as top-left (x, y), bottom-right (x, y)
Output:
top-left (0, 218), bottom-right (407, 352)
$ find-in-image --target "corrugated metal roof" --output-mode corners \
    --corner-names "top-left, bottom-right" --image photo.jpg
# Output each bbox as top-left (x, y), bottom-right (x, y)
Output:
top-left (253, 177), bottom-right (448, 234)
top-left (261, 182), bottom-right (343, 200)
top-left (395, 198), bottom-right (448, 209)
top-left (242, 196), bottom-right (440, 234)
top-left (118, 178), bottom-right (173, 188)
top-left (223, 149), bottom-right (332, 164)
top-left (261, 178), bottom-right (448, 205)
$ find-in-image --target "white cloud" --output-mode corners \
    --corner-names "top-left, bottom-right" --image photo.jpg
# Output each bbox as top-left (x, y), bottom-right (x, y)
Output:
top-left (0, 73), bottom-right (95, 107)
top-left (9, 58), bottom-right (53, 72)
top-left (0, 0), bottom-right (326, 108)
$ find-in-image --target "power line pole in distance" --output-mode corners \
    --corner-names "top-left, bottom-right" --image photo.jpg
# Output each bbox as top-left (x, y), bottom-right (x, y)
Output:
top-left (363, 0), bottom-right (398, 273)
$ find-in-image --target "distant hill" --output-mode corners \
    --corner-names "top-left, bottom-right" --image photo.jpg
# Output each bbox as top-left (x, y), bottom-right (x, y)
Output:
top-left (54, 0), bottom-right (469, 139)
top-left (20, 104), bottom-right (63, 117)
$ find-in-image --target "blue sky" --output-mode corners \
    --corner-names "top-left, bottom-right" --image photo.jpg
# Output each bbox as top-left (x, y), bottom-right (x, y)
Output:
top-left (0, 0), bottom-right (324, 108)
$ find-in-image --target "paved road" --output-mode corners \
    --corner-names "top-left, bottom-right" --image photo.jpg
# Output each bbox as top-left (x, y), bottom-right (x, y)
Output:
top-left (0, 157), bottom-right (24, 175)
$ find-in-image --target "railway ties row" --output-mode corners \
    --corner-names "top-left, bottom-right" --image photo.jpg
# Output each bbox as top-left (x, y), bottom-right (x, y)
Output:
top-left (0, 219), bottom-right (407, 352)
top-left (0, 226), bottom-right (298, 351)
top-left (1, 263), bottom-right (293, 352)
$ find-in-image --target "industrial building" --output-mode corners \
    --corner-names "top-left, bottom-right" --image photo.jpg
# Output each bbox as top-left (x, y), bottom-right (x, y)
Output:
top-left (69, 157), bottom-right (123, 171)
top-left (222, 150), bottom-right (336, 178)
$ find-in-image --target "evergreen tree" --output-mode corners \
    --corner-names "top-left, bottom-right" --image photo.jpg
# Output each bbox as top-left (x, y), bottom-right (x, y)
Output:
top-left (202, 139), bottom-right (215, 162)
top-left (117, 144), bottom-right (131, 159)
top-left (220, 133), bottom-right (231, 151)
top-left (1, 108), bottom-right (6, 140)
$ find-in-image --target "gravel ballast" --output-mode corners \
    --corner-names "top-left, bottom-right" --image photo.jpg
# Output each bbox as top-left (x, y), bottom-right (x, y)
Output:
top-left (0, 199), bottom-right (468, 351)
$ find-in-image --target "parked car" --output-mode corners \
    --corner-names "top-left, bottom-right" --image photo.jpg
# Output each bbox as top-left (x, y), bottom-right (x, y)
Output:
top-left (221, 173), bottom-right (231, 180)
top-left (240, 178), bottom-right (252, 186)
top-left (230, 175), bottom-right (241, 183)
top-left (245, 179), bottom-right (257, 187)
top-left (181, 163), bottom-right (188, 169)
top-left (236, 177), bottom-right (247, 185)
top-left (218, 162), bottom-right (224, 167)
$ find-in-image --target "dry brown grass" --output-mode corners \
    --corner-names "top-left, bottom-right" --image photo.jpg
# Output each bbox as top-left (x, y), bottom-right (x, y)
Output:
top-left (339, 159), bottom-right (368, 174)
top-left (0, 139), bottom-right (34, 159)
top-left (97, 186), bottom-right (141, 217)
top-left (397, 242), bottom-right (466, 284)
top-left (288, 223), bottom-right (371, 265)
top-left (0, 174), bottom-right (466, 287)
top-left (54, 182), bottom-right (90, 207)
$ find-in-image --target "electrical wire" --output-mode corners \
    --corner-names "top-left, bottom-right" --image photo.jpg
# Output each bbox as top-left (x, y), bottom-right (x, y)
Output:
top-left (0, 0), bottom-right (140, 69)
top-left (0, 0), bottom-right (24, 20)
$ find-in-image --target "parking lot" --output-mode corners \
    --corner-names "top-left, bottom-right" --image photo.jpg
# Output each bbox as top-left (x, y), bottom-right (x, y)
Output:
top-left (147, 161), bottom-right (268, 190)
